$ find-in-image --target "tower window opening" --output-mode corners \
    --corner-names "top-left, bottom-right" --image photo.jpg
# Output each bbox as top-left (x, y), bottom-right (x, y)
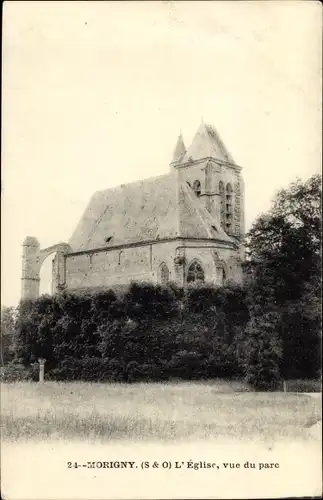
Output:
top-left (193, 180), bottom-right (201, 197)
top-left (224, 183), bottom-right (234, 233)
top-left (219, 181), bottom-right (225, 229)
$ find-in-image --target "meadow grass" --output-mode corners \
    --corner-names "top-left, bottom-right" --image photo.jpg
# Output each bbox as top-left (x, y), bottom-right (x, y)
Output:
top-left (1, 381), bottom-right (321, 443)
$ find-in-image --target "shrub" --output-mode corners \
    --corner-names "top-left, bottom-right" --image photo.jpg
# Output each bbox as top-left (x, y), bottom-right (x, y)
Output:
top-left (183, 283), bottom-right (220, 315)
top-left (125, 281), bottom-right (178, 320)
top-left (242, 312), bottom-right (283, 391)
top-left (0, 361), bottom-right (35, 382)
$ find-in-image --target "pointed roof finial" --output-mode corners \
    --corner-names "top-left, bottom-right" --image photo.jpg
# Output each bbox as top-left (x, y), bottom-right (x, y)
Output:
top-left (171, 131), bottom-right (186, 163)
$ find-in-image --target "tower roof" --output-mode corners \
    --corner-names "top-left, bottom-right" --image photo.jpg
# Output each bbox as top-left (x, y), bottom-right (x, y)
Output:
top-left (171, 133), bottom-right (186, 163)
top-left (181, 122), bottom-right (235, 164)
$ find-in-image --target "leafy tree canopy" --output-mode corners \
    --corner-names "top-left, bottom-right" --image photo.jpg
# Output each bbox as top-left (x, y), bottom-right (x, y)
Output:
top-left (245, 174), bottom-right (321, 307)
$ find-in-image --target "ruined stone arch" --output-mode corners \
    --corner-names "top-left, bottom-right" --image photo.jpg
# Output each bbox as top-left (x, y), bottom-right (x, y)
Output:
top-left (186, 259), bottom-right (205, 284)
top-left (38, 243), bottom-right (71, 267)
top-left (21, 237), bottom-right (71, 300)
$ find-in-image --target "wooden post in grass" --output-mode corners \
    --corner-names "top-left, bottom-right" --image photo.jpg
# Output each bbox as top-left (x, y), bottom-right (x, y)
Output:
top-left (283, 380), bottom-right (287, 393)
top-left (38, 358), bottom-right (46, 383)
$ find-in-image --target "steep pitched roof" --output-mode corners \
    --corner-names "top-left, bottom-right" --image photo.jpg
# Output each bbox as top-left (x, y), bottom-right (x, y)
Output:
top-left (68, 173), bottom-right (234, 252)
top-left (68, 174), bottom-right (178, 252)
top-left (179, 182), bottom-right (233, 243)
top-left (181, 122), bottom-right (235, 164)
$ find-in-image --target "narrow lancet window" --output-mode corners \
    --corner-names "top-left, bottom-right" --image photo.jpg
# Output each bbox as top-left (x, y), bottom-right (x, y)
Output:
top-left (193, 180), bottom-right (201, 197)
top-left (159, 262), bottom-right (170, 285)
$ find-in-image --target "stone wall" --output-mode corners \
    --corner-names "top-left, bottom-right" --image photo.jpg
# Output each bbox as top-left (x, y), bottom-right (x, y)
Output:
top-left (21, 236), bottom-right (242, 300)
top-left (65, 239), bottom-right (242, 290)
top-left (65, 241), bottom-right (180, 289)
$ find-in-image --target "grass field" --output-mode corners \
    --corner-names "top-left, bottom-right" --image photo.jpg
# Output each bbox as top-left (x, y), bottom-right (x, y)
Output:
top-left (1, 381), bottom-right (321, 443)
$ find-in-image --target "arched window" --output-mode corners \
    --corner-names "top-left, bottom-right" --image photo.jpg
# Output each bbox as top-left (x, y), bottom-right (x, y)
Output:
top-left (187, 261), bottom-right (205, 283)
top-left (193, 180), bottom-right (201, 197)
top-left (226, 183), bottom-right (233, 194)
top-left (158, 262), bottom-right (170, 285)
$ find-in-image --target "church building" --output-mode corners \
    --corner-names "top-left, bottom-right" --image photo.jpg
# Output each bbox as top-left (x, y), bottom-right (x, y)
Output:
top-left (21, 121), bottom-right (245, 300)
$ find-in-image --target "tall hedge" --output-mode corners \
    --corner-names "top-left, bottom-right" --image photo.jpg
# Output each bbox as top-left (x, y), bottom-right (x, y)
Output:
top-left (7, 280), bottom-right (316, 387)
top-left (10, 282), bottom-right (250, 382)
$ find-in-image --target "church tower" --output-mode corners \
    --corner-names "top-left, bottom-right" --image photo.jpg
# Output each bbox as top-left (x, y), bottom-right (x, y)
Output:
top-left (170, 121), bottom-right (245, 243)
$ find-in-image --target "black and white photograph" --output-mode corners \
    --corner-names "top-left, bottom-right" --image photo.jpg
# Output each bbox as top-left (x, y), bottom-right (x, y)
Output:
top-left (1, 1), bottom-right (322, 499)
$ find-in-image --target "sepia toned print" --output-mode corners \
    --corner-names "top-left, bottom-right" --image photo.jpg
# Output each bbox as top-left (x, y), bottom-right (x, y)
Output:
top-left (1, 1), bottom-right (322, 499)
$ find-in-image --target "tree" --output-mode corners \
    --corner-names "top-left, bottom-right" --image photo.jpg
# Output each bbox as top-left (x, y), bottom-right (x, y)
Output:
top-left (245, 174), bottom-right (322, 379)
top-left (1, 306), bottom-right (17, 365)
top-left (242, 312), bottom-right (283, 391)
top-left (246, 174), bottom-right (321, 299)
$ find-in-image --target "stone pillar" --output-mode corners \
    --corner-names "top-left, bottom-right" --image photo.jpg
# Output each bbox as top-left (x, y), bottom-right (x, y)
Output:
top-left (51, 251), bottom-right (66, 294)
top-left (174, 249), bottom-right (185, 286)
top-left (51, 254), bottom-right (59, 294)
top-left (21, 236), bottom-right (41, 300)
top-left (38, 358), bottom-right (46, 382)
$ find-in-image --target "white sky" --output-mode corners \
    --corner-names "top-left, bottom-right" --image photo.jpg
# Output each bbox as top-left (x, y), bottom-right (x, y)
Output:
top-left (2, 1), bottom-right (322, 307)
